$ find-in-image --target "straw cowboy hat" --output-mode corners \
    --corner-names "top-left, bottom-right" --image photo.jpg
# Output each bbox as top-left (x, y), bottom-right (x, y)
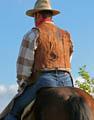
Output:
top-left (26, 0), bottom-right (60, 17)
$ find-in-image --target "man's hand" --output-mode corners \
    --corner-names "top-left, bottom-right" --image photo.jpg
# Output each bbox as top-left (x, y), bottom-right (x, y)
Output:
top-left (17, 80), bottom-right (28, 93)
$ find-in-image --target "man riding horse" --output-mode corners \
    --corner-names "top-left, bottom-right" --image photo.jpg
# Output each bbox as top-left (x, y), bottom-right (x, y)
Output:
top-left (1, 0), bottom-right (74, 119)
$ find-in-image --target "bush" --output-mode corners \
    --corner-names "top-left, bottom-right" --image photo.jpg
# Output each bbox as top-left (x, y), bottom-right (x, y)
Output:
top-left (75, 65), bottom-right (94, 94)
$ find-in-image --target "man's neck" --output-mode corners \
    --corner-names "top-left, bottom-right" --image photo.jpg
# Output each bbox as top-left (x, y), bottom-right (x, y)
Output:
top-left (35, 17), bottom-right (53, 27)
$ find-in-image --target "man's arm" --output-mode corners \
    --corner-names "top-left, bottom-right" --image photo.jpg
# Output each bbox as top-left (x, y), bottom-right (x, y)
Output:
top-left (65, 31), bottom-right (73, 62)
top-left (16, 28), bottom-right (39, 88)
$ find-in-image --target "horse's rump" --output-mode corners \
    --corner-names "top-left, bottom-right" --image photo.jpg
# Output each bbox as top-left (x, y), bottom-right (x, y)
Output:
top-left (22, 87), bottom-right (94, 120)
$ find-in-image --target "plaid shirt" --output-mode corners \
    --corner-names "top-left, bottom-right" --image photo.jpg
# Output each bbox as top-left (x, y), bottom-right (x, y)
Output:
top-left (17, 28), bottom-right (39, 81)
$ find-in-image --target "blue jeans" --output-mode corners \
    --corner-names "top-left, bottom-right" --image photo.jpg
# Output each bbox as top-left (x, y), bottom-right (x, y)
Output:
top-left (4, 71), bottom-right (73, 120)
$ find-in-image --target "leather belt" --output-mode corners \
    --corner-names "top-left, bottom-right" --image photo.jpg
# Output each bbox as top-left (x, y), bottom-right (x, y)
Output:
top-left (38, 68), bottom-right (71, 74)
top-left (39, 68), bottom-right (70, 72)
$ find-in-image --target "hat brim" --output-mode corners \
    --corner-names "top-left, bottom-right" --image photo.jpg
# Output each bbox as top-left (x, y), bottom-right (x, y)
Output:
top-left (26, 9), bottom-right (60, 17)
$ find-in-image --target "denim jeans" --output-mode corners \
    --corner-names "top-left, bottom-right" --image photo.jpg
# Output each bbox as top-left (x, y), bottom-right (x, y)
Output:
top-left (4, 71), bottom-right (73, 120)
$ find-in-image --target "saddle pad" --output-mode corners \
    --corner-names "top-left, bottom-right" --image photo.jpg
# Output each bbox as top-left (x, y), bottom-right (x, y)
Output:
top-left (21, 100), bottom-right (35, 120)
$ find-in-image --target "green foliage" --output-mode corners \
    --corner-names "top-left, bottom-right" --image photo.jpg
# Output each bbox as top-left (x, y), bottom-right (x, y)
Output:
top-left (75, 65), bottom-right (94, 94)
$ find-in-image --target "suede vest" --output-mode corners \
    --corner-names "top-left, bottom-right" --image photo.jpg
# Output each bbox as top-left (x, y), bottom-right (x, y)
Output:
top-left (33, 23), bottom-right (73, 72)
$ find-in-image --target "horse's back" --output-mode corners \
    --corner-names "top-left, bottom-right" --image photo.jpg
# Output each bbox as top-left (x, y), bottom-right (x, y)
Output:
top-left (22, 87), bottom-right (94, 120)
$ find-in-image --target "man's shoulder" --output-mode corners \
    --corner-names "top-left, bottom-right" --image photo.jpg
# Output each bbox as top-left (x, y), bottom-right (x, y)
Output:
top-left (63, 30), bottom-right (73, 44)
top-left (59, 28), bottom-right (73, 42)
top-left (59, 28), bottom-right (70, 35)
top-left (64, 30), bottom-right (71, 37)
top-left (23, 27), bottom-right (39, 39)
top-left (32, 27), bottom-right (40, 33)
top-left (25, 27), bottom-right (39, 36)
top-left (60, 28), bottom-right (71, 38)
top-left (56, 26), bottom-right (70, 35)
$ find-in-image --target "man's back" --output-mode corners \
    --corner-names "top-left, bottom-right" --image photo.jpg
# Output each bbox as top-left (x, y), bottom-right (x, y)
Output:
top-left (33, 22), bottom-right (73, 72)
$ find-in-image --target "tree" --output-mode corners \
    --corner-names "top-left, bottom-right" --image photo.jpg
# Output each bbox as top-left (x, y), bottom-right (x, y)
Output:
top-left (75, 65), bottom-right (94, 94)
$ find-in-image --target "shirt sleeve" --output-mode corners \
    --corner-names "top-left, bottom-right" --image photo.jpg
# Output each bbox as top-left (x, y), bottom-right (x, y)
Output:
top-left (16, 28), bottom-right (39, 81)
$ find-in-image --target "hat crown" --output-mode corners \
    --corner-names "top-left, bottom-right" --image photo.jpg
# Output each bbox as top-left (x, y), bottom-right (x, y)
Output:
top-left (26, 0), bottom-right (60, 17)
top-left (34, 0), bottom-right (52, 10)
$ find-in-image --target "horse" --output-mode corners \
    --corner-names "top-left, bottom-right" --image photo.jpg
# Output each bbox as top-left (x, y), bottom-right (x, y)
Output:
top-left (21, 87), bottom-right (94, 120)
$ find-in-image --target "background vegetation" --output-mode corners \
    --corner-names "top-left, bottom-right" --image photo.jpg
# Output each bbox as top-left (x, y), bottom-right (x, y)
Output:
top-left (75, 65), bottom-right (94, 94)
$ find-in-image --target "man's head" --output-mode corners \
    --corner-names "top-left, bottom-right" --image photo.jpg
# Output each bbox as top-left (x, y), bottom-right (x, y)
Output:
top-left (26, 0), bottom-right (60, 17)
top-left (35, 10), bottom-right (53, 19)
top-left (34, 10), bottom-right (53, 25)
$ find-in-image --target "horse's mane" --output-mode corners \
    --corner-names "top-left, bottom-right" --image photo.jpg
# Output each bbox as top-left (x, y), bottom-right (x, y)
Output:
top-left (65, 95), bottom-right (89, 120)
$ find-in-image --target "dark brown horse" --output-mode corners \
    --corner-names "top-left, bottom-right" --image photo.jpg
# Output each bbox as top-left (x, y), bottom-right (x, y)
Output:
top-left (22, 87), bottom-right (94, 120)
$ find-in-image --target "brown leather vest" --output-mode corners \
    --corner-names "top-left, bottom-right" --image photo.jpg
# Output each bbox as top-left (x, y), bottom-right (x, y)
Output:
top-left (33, 22), bottom-right (73, 72)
